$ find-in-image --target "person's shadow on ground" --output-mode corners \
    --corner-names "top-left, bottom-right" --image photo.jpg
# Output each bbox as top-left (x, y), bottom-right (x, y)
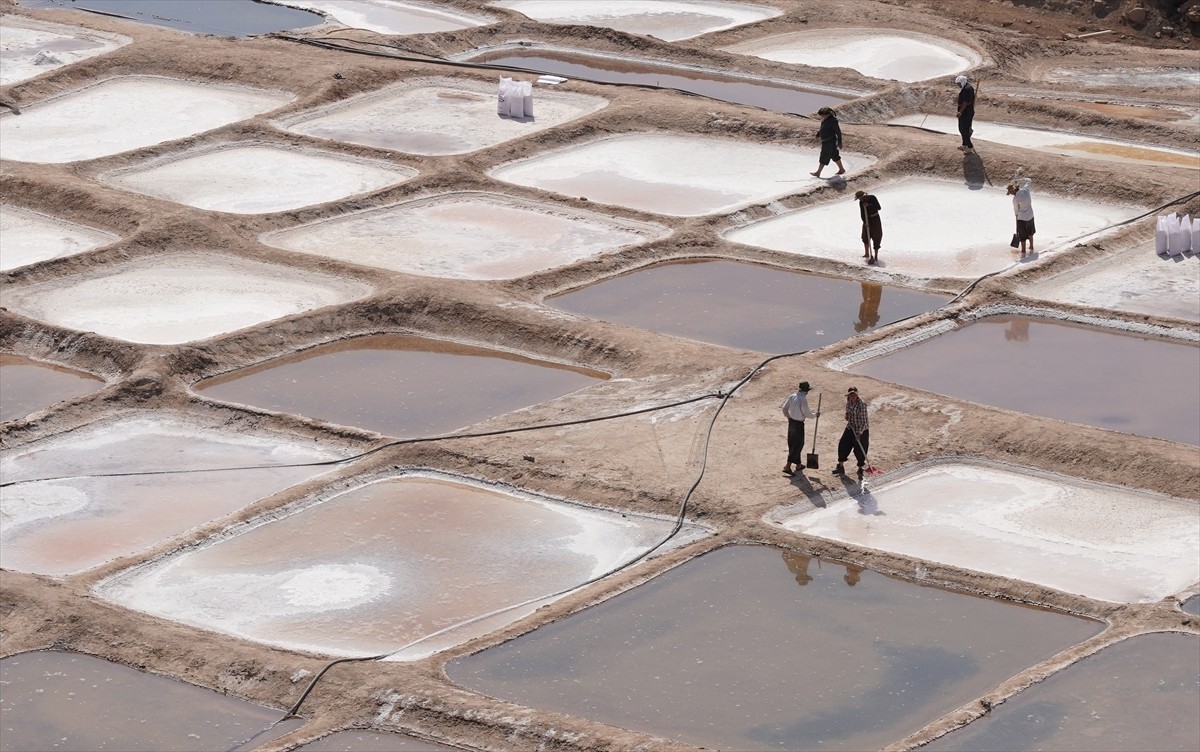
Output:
top-left (789, 468), bottom-right (830, 508)
top-left (963, 151), bottom-right (990, 190)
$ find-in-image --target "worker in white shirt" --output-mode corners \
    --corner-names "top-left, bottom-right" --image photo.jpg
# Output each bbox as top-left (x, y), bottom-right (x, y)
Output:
top-left (781, 381), bottom-right (819, 476)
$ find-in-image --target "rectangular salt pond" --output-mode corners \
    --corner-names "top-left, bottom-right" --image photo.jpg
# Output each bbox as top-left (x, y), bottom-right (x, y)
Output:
top-left (0, 252), bottom-right (372, 345)
top-left (448, 545), bottom-right (1102, 752)
top-left (845, 314), bottom-right (1200, 445)
top-left (101, 143), bottom-right (417, 214)
top-left (774, 463), bottom-right (1200, 603)
top-left (724, 177), bottom-right (1136, 279)
top-left (0, 75), bottom-right (294, 164)
top-left (259, 191), bottom-right (668, 280)
top-left (276, 77), bottom-right (606, 156)
top-left (18, 0), bottom-right (325, 36)
top-left (280, 0), bottom-right (489, 33)
top-left (548, 259), bottom-right (948, 352)
top-left (490, 133), bottom-right (875, 217)
top-left (1025, 243), bottom-right (1200, 323)
top-left (463, 48), bottom-right (850, 115)
top-left (0, 14), bottom-right (129, 86)
top-left (100, 474), bottom-right (700, 659)
top-left (926, 634), bottom-right (1200, 752)
top-left (195, 334), bottom-right (605, 436)
top-left (0, 414), bottom-right (345, 575)
top-left (492, 0), bottom-right (781, 42)
top-left (0, 651), bottom-right (303, 751)
top-left (723, 28), bottom-right (980, 83)
top-left (890, 114), bottom-right (1200, 169)
top-left (0, 204), bottom-right (118, 271)
top-left (0, 354), bottom-right (104, 422)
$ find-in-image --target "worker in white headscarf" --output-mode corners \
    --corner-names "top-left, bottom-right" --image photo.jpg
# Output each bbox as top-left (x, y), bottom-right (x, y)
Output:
top-left (1008, 177), bottom-right (1035, 257)
top-left (955, 75), bottom-right (976, 153)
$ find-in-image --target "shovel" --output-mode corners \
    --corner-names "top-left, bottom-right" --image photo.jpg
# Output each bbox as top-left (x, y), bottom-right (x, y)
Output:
top-left (805, 393), bottom-right (822, 469)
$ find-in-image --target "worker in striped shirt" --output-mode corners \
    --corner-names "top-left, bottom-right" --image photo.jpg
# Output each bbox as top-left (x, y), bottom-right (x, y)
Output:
top-left (833, 386), bottom-right (870, 478)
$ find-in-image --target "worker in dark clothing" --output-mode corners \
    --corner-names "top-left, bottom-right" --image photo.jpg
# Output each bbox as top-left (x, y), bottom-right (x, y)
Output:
top-left (955, 75), bottom-right (975, 152)
top-left (810, 106), bottom-right (846, 178)
top-left (855, 190), bottom-right (882, 265)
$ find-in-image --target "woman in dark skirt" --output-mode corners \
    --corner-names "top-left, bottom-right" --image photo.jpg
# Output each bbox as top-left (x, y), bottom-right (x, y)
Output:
top-left (810, 106), bottom-right (846, 178)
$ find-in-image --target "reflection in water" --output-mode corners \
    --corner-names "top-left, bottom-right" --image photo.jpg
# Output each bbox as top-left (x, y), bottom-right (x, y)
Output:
top-left (1004, 318), bottom-right (1030, 342)
top-left (843, 563), bottom-right (864, 586)
top-left (926, 634), bottom-right (1200, 752)
top-left (852, 315), bottom-right (1200, 445)
top-left (551, 260), bottom-right (948, 353)
top-left (449, 545), bottom-right (1101, 752)
top-left (855, 282), bottom-right (883, 332)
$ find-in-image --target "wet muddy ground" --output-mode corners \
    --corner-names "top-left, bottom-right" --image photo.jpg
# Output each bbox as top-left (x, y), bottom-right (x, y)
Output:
top-left (1, 0), bottom-right (1198, 750)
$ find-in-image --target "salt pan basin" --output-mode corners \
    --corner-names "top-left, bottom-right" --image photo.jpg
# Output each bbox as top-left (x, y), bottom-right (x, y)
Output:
top-left (891, 114), bottom-right (1200, 169)
top-left (491, 133), bottom-right (873, 217)
top-left (725, 178), bottom-right (1135, 279)
top-left (101, 143), bottom-right (417, 214)
top-left (0, 204), bottom-right (118, 271)
top-left (0, 354), bottom-right (104, 423)
top-left (0, 76), bottom-right (293, 164)
top-left (724, 28), bottom-right (980, 83)
top-left (0, 14), bottom-right (129, 86)
top-left (279, 0), bottom-right (489, 33)
top-left (260, 191), bottom-right (667, 278)
top-left (0, 414), bottom-right (345, 576)
top-left (1025, 243), bottom-right (1200, 323)
top-left (492, 0), bottom-right (781, 42)
top-left (0, 252), bottom-right (372, 344)
top-left (775, 463), bottom-right (1200, 603)
top-left (278, 78), bottom-right (606, 156)
top-left (99, 474), bottom-right (699, 659)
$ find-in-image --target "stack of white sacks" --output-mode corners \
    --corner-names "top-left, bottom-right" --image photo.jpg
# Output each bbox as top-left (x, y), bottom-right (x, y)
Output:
top-left (497, 77), bottom-right (534, 118)
top-left (1155, 212), bottom-right (1196, 256)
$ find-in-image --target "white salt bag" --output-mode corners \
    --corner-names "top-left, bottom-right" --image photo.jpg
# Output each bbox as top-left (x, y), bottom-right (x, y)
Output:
top-left (1179, 214), bottom-right (1193, 254)
top-left (498, 76), bottom-right (514, 115)
top-left (1155, 214), bottom-right (1170, 254)
top-left (520, 80), bottom-right (534, 118)
top-left (1168, 212), bottom-right (1188, 256)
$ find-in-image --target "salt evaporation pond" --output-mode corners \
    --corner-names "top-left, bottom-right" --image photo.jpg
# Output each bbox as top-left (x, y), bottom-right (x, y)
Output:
top-left (0, 75), bottom-right (294, 164)
top-left (100, 474), bottom-right (699, 659)
top-left (926, 634), bottom-right (1200, 752)
top-left (724, 28), bottom-right (980, 83)
top-left (1044, 66), bottom-right (1200, 90)
top-left (549, 259), bottom-right (949, 352)
top-left (101, 143), bottom-right (417, 214)
top-left (0, 14), bottom-right (129, 86)
top-left (279, 0), bottom-right (489, 34)
top-left (0, 354), bottom-right (104, 423)
top-left (0, 414), bottom-right (345, 575)
top-left (724, 178), bottom-right (1135, 279)
top-left (463, 47), bottom-right (850, 114)
top-left (491, 133), bottom-right (874, 216)
top-left (277, 78), bottom-right (606, 156)
top-left (0, 204), bottom-right (119, 271)
top-left (195, 334), bottom-right (605, 436)
top-left (448, 545), bottom-right (1101, 751)
top-left (1, 252), bottom-right (372, 345)
top-left (1183, 596), bottom-right (1200, 615)
top-left (890, 114), bottom-right (1200, 168)
top-left (18, 0), bottom-right (324, 36)
top-left (260, 191), bottom-right (667, 279)
top-left (297, 730), bottom-right (458, 751)
top-left (0, 651), bottom-right (304, 752)
top-left (1025, 243), bottom-right (1200, 322)
top-left (846, 314), bottom-right (1200, 445)
top-left (775, 463), bottom-right (1200, 603)
top-left (492, 0), bottom-right (781, 42)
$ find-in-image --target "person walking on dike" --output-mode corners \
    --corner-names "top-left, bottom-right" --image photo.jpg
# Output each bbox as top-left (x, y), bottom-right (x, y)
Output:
top-left (855, 190), bottom-right (882, 265)
top-left (810, 106), bottom-right (846, 178)
top-left (782, 380), bottom-right (819, 476)
top-left (955, 75), bottom-right (975, 153)
top-left (832, 386), bottom-right (869, 478)
top-left (1008, 177), bottom-right (1035, 257)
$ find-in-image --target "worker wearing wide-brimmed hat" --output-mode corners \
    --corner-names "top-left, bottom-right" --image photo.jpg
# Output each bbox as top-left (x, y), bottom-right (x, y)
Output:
top-left (810, 106), bottom-right (846, 179)
top-left (833, 386), bottom-right (870, 478)
top-left (781, 380), bottom-right (819, 476)
top-left (855, 190), bottom-right (882, 265)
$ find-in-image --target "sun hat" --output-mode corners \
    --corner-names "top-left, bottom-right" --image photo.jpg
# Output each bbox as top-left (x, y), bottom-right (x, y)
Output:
top-left (854, 190), bottom-right (867, 200)
top-left (798, 381), bottom-right (812, 392)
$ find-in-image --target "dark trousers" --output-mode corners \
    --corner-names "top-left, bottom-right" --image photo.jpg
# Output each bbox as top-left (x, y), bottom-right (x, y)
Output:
top-left (787, 418), bottom-right (806, 465)
top-left (958, 113), bottom-right (974, 148)
top-left (861, 215), bottom-right (882, 250)
top-left (837, 426), bottom-right (869, 466)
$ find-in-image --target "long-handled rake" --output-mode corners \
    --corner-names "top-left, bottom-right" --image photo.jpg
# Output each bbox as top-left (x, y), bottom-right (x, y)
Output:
top-left (851, 431), bottom-right (883, 477)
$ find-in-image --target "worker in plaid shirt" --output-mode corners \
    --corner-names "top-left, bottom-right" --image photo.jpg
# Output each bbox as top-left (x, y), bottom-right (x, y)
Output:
top-left (833, 386), bottom-right (870, 478)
